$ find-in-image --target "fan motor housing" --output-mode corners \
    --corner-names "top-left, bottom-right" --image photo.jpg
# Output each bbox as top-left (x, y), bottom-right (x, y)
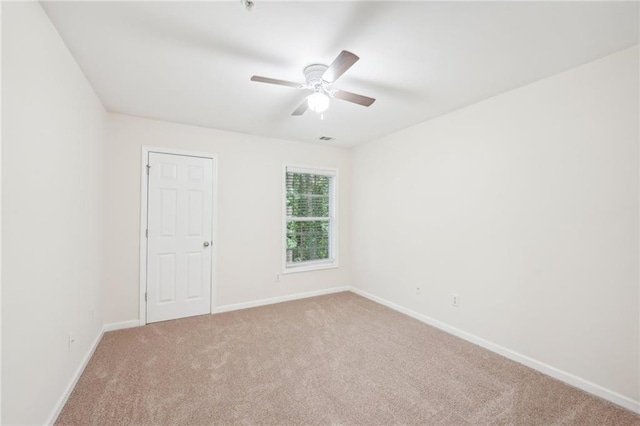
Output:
top-left (304, 64), bottom-right (329, 88)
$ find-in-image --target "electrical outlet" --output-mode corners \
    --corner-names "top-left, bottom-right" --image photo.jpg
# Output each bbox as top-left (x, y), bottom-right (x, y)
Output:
top-left (452, 294), bottom-right (460, 307)
top-left (275, 273), bottom-right (281, 282)
top-left (416, 286), bottom-right (422, 295)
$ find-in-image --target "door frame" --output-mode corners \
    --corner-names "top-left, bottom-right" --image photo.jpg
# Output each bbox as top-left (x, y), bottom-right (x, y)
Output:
top-left (139, 146), bottom-right (219, 326)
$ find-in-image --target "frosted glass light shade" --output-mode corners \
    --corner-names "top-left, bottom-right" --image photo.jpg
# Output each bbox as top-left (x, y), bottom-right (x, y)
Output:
top-left (307, 92), bottom-right (330, 113)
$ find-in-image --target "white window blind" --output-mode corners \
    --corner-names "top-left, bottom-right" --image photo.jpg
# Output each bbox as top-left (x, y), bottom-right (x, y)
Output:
top-left (285, 166), bottom-right (336, 269)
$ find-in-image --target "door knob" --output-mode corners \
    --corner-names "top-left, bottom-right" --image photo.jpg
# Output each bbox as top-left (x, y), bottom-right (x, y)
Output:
top-left (203, 241), bottom-right (210, 248)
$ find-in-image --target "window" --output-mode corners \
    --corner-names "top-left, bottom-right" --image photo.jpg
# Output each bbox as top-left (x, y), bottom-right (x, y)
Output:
top-left (283, 165), bottom-right (337, 273)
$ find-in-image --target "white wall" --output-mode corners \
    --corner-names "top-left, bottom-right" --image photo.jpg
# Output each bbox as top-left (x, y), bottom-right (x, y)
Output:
top-left (2, 2), bottom-right (106, 424)
top-left (0, 1), bottom-right (4, 422)
top-left (351, 46), bottom-right (639, 403)
top-left (105, 113), bottom-right (351, 325)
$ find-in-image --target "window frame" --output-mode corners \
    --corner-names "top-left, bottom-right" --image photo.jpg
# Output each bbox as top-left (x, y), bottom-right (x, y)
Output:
top-left (282, 164), bottom-right (339, 274)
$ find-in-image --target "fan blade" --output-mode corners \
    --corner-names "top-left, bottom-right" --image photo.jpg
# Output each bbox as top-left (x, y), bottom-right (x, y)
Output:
top-left (332, 90), bottom-right (375, 107)
top-left (322, 51), bottom-right (359, 83)
top-left (251, 76), bottom-right (302, 88)
top-left (292, 99), bottom-right (308, 116)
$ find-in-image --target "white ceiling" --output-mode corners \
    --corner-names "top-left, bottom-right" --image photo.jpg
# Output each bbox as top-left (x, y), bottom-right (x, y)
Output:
top-left (42, 1), bottom-right (639, 147)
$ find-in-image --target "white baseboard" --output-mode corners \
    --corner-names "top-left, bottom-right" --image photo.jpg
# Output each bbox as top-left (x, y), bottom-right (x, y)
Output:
top-left (103, 319), bottom-right (142, 332)
top-left (106, 288), bottom-right (351, 329)
top-left (46, 327), bottom-right (104, 425)
top-left (214, 286), bottom-right (350, 314)
top-left (48, 286), bottom-right (636, 425)
top-left (349, 287), bottom-right (640, 414)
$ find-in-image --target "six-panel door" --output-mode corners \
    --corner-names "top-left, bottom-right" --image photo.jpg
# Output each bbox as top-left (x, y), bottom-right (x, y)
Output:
top-left (146, 152), bottom-right (213, 323)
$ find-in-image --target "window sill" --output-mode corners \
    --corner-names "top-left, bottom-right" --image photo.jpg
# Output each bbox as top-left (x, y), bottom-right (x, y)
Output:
top-left (282, 261), bottom-right (338, 275)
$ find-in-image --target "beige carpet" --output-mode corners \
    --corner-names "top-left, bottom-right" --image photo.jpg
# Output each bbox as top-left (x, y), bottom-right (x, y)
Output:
top-left (57, 292), bottom-right (639, 425)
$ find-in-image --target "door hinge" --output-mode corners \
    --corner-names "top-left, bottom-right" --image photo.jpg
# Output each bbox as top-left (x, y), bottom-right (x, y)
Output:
top-left (146, 229), bottom-right (148, 238)
top-left (146, 164), bottom-right (150, 175)
top-left (145, 292), bottom-right (147, 302)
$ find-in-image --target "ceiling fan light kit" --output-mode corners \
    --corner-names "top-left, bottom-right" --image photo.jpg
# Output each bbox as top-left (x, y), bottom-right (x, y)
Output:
top-left (250, 50), bottom-right (376, 117)
top-left (307, 92), bottom-right (330, 113)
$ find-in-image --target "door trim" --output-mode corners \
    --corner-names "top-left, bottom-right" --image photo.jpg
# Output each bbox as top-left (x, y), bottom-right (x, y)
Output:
top-left (139, 146), bottom-right (219, 326)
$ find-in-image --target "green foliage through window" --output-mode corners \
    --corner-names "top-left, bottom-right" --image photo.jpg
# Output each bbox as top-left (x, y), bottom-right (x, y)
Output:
top-left (286, 171), bottom-right (334, 265)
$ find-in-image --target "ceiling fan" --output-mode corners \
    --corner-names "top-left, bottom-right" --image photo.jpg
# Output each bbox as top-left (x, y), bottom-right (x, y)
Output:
top-left (250, 50), bottom-right (376, 116)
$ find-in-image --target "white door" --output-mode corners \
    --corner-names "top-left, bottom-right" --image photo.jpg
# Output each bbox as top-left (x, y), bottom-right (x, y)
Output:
top-left (146, 152), bottom-right (213, 323)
